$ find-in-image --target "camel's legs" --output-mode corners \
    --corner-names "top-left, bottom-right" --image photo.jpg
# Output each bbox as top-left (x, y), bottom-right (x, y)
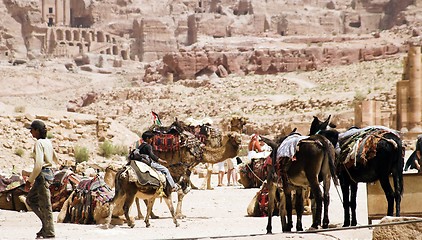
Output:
top-left (200, 164), bottom-right (214, 190)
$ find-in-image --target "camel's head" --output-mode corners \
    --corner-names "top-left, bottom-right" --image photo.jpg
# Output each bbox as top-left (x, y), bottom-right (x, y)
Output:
top-left (230, 116), bottom-right (248, 133)
top-left (226, 131), bottom-right (242, 146)
top-left (93, 202), bottom-right (113, 227)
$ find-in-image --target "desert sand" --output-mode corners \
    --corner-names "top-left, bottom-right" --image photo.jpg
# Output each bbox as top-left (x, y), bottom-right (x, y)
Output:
top-left (0, 174), bottom-right (372, 240)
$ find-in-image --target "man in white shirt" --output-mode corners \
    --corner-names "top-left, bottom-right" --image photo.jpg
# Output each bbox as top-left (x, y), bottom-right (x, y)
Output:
top-left (25, 120), bottom-right (61, 239)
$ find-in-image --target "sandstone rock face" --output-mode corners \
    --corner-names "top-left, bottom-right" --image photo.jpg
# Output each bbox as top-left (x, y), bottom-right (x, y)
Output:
top-left (0, 0), bottom-right (421, 63)
top-left (372, 216), bottom-right (422, 240)
top-left (158, 35), bottom-right (404, 80)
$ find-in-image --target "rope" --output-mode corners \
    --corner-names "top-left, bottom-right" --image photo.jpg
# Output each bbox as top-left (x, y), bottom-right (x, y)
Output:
top-left (343, 163), bottom-right (358, 184)
top-left (245, 162), bottom-right (265, 185)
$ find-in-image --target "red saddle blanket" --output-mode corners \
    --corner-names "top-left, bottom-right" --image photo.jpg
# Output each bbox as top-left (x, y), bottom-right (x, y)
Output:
top-left (153, 134), bottom-right (180, 152)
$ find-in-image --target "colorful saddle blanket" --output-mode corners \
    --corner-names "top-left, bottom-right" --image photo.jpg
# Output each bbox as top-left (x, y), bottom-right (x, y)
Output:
top-left (339, 126), bottom-right (399, 167)
top-left (49, 169), bottom-right (81, 211)
top-left (63, 174), bottom-right (114, 224)
top-left (153, 134), bottom-right (180, 152)
top-left (0, 174), bottom-right (24, 193)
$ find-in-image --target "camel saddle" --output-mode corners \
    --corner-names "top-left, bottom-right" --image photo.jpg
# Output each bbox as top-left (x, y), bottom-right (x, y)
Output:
top-left (181, 131), bottom-right (204, 161)
top-left (64, 175), bottom-right (114, 224)
top-left (0, 174), bottom-right (25, 193)
top-left (49, 169), bottom-right (81, 211)
top-left (129, 160), bottom-right (165, 188)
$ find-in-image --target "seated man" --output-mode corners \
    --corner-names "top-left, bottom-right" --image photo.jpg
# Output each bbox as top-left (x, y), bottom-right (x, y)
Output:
top-left (247, 134), bottom-right (272, 161)
top-left (137, 131), bottom-right (180, 192)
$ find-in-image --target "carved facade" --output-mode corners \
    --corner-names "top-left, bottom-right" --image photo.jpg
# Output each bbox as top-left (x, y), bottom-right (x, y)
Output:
top-left (39, 0), bottom-right (130, 59)
top-left (45, 27), bottom-right (129, 59)
top-left (41, 0), bottom-right (71, 27)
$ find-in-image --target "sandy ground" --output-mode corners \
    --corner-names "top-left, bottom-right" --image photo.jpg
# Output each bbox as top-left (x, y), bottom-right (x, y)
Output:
top-left (0, 174), bottom-right (372, 240)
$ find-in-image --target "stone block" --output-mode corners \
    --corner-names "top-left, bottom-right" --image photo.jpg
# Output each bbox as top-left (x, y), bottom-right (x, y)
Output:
top-left (372, 217), bottom-right (422, 240)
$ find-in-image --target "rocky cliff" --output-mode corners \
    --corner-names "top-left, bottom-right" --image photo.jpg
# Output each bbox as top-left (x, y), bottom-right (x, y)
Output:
top-left (0, 0), bottom-right (420, 61)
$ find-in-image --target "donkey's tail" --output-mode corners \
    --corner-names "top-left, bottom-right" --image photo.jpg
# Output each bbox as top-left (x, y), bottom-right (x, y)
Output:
top-left (323, 138), bottom-right (339, 186)
top-left (394, 137), bottom-right (404, 197)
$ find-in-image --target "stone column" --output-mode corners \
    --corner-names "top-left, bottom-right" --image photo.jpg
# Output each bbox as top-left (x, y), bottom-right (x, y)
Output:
top-left (408, 44), bottom-right (422, 132)
top-left (396, 80), bottom-right (409, 131)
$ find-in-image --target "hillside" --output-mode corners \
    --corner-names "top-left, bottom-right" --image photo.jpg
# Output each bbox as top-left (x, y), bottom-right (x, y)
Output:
top-left (0, 54), bottom-right (405, 176)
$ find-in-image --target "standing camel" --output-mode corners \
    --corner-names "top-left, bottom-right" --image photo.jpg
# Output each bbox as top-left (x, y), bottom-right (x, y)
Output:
top-left (337, 126), bottom-right (403, 227)
top-left (200, 115), bottom-right (247, 190)
top-left (155, 130), bottom-right (242, 219)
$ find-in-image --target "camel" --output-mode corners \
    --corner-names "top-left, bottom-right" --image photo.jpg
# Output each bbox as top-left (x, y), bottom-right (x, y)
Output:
top-left (200, 115), bottom-right (247, 190)
top-left (238, 157), bottom-right (268, 188)
top-left (154, 130), bottom-right (242, 219)
top-left (0, 174), bottom-right (28, 211)
top-left (110, 161), bottom-right (179, 228)
top-left (57, 173), bottom-right (115, 226)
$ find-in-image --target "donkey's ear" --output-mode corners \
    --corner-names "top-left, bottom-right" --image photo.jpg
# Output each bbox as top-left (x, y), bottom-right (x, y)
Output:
top-left (320, 115), bottom-right (331, 130)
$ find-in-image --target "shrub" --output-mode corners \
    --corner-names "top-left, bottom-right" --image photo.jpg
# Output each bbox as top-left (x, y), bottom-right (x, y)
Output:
top-left (14, 148), bottom-right (25, 157)
top-left (14, 106), bottom-right (25, 113)
top-left (114, 144), bottom-right (129, 156)
top-left (99, 140), bottom-right (114, 158)
top-left (74, 146), bottom-right (90, 163)
top-left (47, 132), bottom-right (54, 139)
top-left (354, 90), bottom-right (366, 102)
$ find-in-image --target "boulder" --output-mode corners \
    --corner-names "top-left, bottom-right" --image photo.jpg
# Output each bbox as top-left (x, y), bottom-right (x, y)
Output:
top-left (372, 216), bottom-right (422, 240)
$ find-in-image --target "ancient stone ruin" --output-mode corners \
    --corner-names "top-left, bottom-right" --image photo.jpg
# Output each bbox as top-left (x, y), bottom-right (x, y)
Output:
top-left (354, 41), bottom-right (422, 138)
top-left (397, 42), bottom-right (422, 138)
top-left (0, 0), bottom-right (421, 67)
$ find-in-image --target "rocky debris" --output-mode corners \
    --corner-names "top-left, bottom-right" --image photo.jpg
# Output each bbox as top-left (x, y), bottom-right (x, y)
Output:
top-left (77, 57), bottom-right (403, 139)
top-left (67, 92), bottom-right (99, 112)
top-left (372, 216), bottom-right (422, 240)
top-left (0, 112), bottom-right (129, 175)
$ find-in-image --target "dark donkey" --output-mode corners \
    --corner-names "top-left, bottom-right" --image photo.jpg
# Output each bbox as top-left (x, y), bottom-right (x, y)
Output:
top-left (337, 126), bottom-right (403, 227)
top-left (265, 116), bottom-right (339, 233)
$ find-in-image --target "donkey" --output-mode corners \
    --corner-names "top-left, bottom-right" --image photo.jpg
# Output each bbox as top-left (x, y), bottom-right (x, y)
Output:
top-left (110, 161), bottom-right (179, 228)
top-left (265, 116), bottom-right (339, 233)
top-left (337, 126), bottom-right (403, 227)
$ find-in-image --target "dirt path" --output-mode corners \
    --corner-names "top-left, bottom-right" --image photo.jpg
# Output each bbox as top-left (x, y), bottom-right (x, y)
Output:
top-left (0, 174), bottom-right (372, 240)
